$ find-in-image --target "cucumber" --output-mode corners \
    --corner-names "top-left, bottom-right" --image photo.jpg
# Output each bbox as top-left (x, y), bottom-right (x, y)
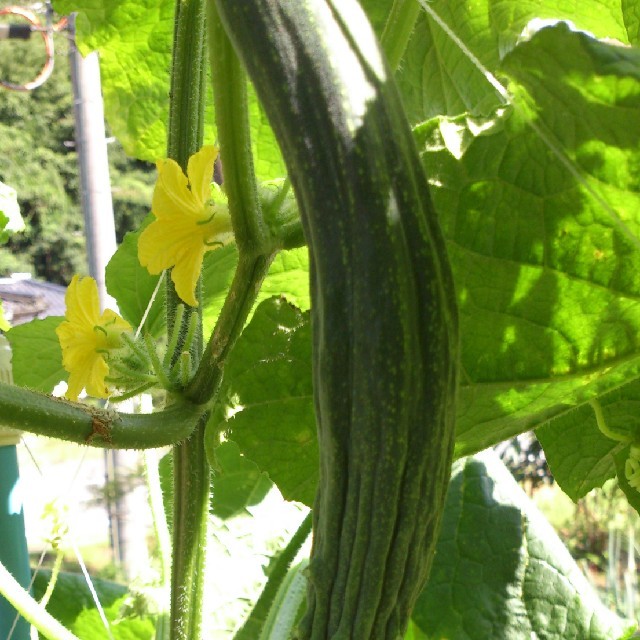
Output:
top-left (213, 1), bottom-right (459, 637)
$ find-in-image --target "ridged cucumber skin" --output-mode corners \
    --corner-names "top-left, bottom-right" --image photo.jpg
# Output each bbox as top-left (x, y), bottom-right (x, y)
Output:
top-left (0, 382), bottom-right (204, 448)
top-left (214, 1), bottom-right (459, 638)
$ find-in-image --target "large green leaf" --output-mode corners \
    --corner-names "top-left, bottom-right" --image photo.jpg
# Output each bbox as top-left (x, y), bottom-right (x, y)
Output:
top-left (536, 402), bottom-right (621, 501)
top-left (418, 25), bottom-right (640, 457)
top-left (411, 451), bottom-right (635, 640)
top-left (201, 245), bottom-right (310, 335)
top-left (7, 317), bottom-right (66, 392)
top-left (209, 297), bottom-right (317, 507)
top-left (53, 0), bottom-right (288, 181)
top-left (31, 570), bottom-right (155, 639)
top-left (53, 0), bottom-right (180, 161)
top-left (398, 0), bottom-right (633, 123)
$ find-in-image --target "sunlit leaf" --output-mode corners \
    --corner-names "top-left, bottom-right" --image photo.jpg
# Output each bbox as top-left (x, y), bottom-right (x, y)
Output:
top-left (398, 0), bottom-right (633, 123)
top-left (416, 26), bottom-right (640, 459)
top-left (210, 297), bottom-right (317, 507)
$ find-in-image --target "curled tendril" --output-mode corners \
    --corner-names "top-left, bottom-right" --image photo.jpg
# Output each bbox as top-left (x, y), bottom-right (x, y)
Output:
top-left (626, 446), bottom-right (640, 491)
top-left (590, 398), bottom-right (640, 491)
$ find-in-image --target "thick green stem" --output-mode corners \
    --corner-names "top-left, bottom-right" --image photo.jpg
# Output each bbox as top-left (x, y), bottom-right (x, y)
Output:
top-left (0, 382), bottom-right (203, 448)
top-left (380, 0), bottom-right (421, 71)
top-left (166, 0), bottom-right (208, 358)
top-left (170, 413), bottom-right (210, 640)
top-left (166, 2), bottom-right (210, 639)
top-left (186, 3), bottom-right (275, 405)
top-left (185, 253), bottom-right (273, 404)
top-left (208, 2), bottom-right (267, 253)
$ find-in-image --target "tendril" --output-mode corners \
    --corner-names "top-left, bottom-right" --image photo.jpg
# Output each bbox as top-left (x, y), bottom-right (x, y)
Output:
top-left (590, 398), bottom-right (640, 491)
top-left (626, 446), bottom-right (640, 491)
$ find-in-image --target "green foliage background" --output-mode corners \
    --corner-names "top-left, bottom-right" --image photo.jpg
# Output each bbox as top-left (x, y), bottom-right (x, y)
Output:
top-left (2, 0), bottom-right (640, 637)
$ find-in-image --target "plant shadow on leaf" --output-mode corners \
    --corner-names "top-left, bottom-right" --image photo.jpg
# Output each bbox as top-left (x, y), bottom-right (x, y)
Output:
top-left (418, 25), bottom-right (640, 462)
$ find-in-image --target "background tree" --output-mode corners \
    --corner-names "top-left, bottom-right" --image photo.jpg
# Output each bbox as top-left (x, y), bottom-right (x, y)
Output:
top-left (0, 20), bottom-right (155, 283)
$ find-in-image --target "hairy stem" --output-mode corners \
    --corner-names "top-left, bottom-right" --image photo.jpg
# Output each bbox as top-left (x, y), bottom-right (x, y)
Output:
top-left (208, 1), bottom-right (267, 253)
top-left (186, 253), bottom-right (273, 404)
top-left (186, 5), bottom-right (275, 404)
top-left (170, 412), bottom-right (210, 640)
top-left (166, 1), bottom-right (210, 638)
top-left (0, 383), bottom-right (203, 448)
top-left (380, 0), bottom-right (421, 71)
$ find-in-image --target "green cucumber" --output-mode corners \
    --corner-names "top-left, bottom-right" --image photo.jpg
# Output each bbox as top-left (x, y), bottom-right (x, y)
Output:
top-left (0, 382), bottom-right (204, 448)
top-left (213, 1), bottom-right (459, 637)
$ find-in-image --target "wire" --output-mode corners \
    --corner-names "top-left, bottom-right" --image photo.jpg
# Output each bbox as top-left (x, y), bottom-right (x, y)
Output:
top-left (0, 5), bottom-right (67, 92)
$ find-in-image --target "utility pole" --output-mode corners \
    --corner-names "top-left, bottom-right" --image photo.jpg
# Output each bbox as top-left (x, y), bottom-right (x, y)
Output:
top-left (67, 13), bottom-right (143, 579)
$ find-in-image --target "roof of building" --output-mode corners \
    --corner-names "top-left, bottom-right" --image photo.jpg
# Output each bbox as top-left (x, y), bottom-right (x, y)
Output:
top-left (0, 273), bottom-right (66, 325)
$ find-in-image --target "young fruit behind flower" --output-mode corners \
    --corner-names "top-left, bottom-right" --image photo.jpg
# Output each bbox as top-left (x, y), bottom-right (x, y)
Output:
top-left (56, 275), bottom-right (131, 401)
top-left (138, 145), bottom-right (234, 307)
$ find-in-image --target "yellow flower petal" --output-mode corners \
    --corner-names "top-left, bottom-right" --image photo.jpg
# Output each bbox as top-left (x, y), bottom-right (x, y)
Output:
top-left (56, 276), bottom-right (131, 400)
top-left (138, 216), bottom-right (205, 275)
top-left (170, 244), bottom-right (206, 307)
top-left (139, 146), bottom-right (234, 307)
top-left (152, 158), bottom-right (201, 219)
top-left (64, 274), bottom-right (100, 327)
top-left (187, 145), bottom-right (218, 205)
top-left (101, 309), bottom-right (133, 338)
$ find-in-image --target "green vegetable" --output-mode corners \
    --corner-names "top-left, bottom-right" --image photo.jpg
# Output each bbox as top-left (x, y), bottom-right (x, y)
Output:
top-left (215, 0), bottom-right (459, 637)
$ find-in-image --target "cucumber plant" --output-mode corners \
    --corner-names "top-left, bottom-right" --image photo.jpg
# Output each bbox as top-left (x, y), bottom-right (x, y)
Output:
top-left (1, 0), bottom-right (639, 638)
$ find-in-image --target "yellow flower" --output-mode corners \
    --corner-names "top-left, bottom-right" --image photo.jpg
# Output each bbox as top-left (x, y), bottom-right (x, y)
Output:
top-left (55, 275), bottom-right (132, 401)
top-left (138, 145), bottom-right (234, 307)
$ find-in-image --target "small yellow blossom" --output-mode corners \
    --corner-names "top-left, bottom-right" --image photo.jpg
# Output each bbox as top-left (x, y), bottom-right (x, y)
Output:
top-left (55, 275), bottom-right (131, 401)
top-left (138, 145), bottom-right (234, 307)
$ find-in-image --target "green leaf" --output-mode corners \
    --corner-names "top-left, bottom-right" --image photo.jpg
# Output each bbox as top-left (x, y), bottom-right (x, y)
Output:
top-left (417, 26), bottom-right (640, 457)
top-left (53, 0), bottom-right (183, 161)
top-left (108, 223), bottom-right (308, 340)
top-left (211, 297), bottom-right (317, 507)
top-left (201, 244), bottom-right (241, 335)
top-left (259, 248), bottom-right (310, 312)
top-left (411, 451), bottom-right (634, 640)
top-left (210, 440), bottom-right (272, 519)
top-left (106, 227), bottom-right (166, 337)
top-left (536, 403), bottom-right (621, 501)
top-left (249, 84), bottom-right (287, 181)
top-left (52, 1), bottom-right (287, 177)
top-left (398, 0), bottom-right (633, 123)
top-left (7, 317), bottom-right (66, 392)
top-left (537, 378), bottom-right (640, 503)
top-left (31, 570), bottom-right (155, 639)
top-left (623, 0), bottom-right (640, 44)
top-left (613, 445), bottom-right (640, 516)
top-left (358, 0), bottom-right (395, 36)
